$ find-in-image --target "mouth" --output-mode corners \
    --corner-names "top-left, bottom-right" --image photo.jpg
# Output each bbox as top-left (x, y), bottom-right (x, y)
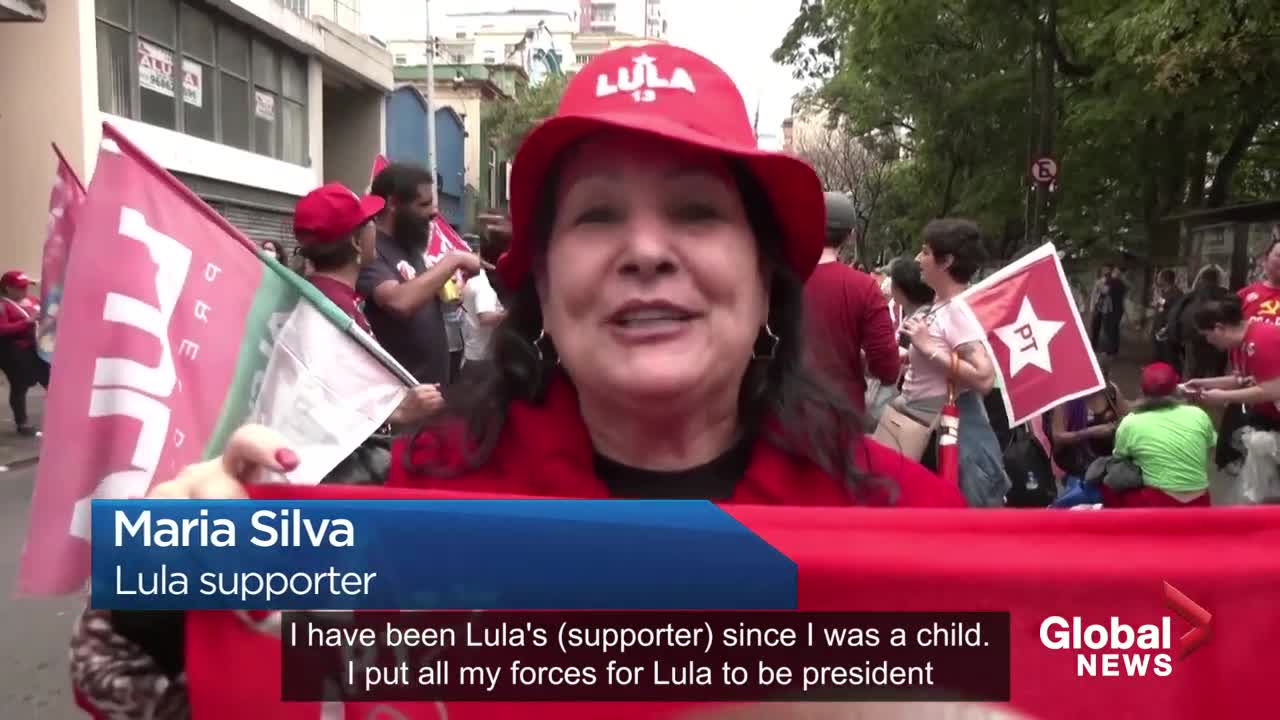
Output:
top-left (607, 301), bottom-right (701, 330)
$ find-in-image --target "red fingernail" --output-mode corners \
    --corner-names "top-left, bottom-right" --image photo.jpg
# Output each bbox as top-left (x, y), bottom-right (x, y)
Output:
top-left (275, 448), bottom-right (300, 472)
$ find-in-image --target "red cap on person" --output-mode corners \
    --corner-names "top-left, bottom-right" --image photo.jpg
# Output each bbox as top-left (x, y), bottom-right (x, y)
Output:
top-left (1, 271), bottom-right (33, 289)
top-left (1140, 362), bottom-right (1180, 398)
top-left (498, 44), bottom-right (825, 288)
top-left (293, 182), bottom-right (385, 246)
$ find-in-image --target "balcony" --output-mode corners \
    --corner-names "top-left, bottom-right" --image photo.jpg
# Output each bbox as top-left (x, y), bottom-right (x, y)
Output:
top-left (278, 0), bottom-right (361, 37)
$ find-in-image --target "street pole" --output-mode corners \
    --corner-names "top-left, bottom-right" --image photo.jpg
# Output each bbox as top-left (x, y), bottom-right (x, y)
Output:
top-left (424, 0), bottom-right (438, 203)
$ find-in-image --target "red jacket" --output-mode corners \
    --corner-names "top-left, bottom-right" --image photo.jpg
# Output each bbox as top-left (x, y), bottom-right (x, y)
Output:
top-left (0, 297), bottom-right (37, 348)
top-left (386, 374), bottom-right (962, 508)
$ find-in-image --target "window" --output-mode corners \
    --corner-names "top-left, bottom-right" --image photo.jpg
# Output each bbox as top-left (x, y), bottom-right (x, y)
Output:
top-left (96, 20), bottom-right (132, 116)
top-left (281, 56), bottom-right (307, 164)
top-left (576, 54), bottom-right (595, 66)
top-left (135, 0), bottom-right (178, 129)
top-left (136, 0), bottom-right (176, 44)
top-left (254, 89), bottom-right (277, 157)
top-left (452, 53), bottom-right (466, 63)
top-left (253, 40), bottom-right (279, 92)
top-left (394, 54), bottom-right (407, 65)
top-left (180, 5), bottom-right (213, 61)
top-left (218, 23), bottom-right (248, 75)
top-left (220, 73), bottom-right (250, 149)
top-left (181, 5), bottom-right (214, 140)
top-left (94, 1), bottom-right (308, 163)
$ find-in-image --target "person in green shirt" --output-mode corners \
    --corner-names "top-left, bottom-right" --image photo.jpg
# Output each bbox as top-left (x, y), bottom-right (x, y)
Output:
top-left (1112, 362), bottom-right (1216, 504)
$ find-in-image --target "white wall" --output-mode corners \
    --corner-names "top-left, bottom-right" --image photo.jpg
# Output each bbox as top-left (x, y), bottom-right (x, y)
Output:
top-left (0, 0), bottom-right (94, 279)
top-left (100, 115), bottom-right (321, 197)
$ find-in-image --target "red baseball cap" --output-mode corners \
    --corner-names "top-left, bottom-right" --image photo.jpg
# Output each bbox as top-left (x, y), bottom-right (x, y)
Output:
top-left (1, 271), bottom-right (33, 288)
top-left (498, 44), bottom-right (824, 288)
top-left (1140, 362), bottom-right (1180, 398)
top-left (293, 182), bottom-right (385, 246)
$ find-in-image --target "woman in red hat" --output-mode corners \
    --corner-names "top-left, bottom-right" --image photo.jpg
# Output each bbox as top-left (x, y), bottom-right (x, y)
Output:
top-left (71, 45), bottom-right (962, 719)
top-left (140, 44), bottom-right (963, 508)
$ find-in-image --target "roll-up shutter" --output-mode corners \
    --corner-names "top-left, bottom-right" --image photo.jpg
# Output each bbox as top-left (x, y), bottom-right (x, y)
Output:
top-left (207, 200), bottom-right (294, 251)
top-left (171, 171), bottom-right (301, 253)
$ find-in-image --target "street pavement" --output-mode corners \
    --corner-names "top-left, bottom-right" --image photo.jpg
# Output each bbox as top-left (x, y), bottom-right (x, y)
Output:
top-left (1, 462), bottom-right (83, 719)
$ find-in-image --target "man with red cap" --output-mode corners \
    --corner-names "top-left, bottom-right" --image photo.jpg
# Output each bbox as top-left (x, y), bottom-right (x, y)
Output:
top-left (0, 270), bottom-right (49, 435)
top-left (292, 183), bottom-right (444, 426)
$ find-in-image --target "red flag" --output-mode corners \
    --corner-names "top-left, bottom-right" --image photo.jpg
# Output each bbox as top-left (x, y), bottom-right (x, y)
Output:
top-left (958, 243), bottom-right (1104, 426)
top-left (36, 144), bottom-right (87, 362)
top-left (368, 153), bottom-right (389, 191)
top-left (184, 483), bottom-right (1280, 720)
top-left (427, 215), bottom-right (470, 262)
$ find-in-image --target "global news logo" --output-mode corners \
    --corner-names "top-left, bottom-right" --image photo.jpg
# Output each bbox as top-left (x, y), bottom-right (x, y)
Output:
top-left (1039, 581), bottom-right (1211, 678)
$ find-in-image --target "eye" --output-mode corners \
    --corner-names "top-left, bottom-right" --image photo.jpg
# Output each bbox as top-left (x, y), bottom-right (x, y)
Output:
top-left (671, 202), bottom-right (720, 222)
top-left (575, 205), bottom-right (621, 225)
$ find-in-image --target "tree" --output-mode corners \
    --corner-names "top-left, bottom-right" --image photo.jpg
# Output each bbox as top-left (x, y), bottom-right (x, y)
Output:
top-left (774, 0), bottom-right (1280, 273)
top-left (485, 74), bottom-right (569, 156)
top-left (790, 115), bottom-right (894, 261)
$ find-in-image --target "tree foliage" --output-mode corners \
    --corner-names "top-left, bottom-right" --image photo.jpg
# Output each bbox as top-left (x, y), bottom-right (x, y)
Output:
top-left (774, 0), bottom-right (1280, 264)
top-left (485, 74), bottom-right (570, 155)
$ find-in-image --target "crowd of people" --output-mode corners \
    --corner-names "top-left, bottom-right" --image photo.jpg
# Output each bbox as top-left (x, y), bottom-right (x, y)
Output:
top-left (60, 43), bottom-right (1279, 718)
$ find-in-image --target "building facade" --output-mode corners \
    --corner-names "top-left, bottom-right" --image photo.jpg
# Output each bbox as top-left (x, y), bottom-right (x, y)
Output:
top-left (394, 63), bottom-right (524, 229)
top-left (384, 85), bottom-right (466, 228)
top-left (0, 0), bottom-right (393, 276)
top-left (386, 3), bottom-right (666, 78)
top-left (583, 0), bottom-right (665, 40)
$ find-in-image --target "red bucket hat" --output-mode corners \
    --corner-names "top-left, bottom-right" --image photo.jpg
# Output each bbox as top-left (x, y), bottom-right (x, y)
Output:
top-left (497, 44), bottom-right (824, 288)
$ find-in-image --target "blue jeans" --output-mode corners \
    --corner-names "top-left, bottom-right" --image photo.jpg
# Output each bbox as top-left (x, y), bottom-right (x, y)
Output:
top-left (1051, 476), bottom-right (1103, 508)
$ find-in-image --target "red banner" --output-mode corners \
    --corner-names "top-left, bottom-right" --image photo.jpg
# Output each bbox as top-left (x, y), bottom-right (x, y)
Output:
top-left (184, 483), bottom-right (1280, 720)
top-left (959, 244), bottom-right (1104, 426)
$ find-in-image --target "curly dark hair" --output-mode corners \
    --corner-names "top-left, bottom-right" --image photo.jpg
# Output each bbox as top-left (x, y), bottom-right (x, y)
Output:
top-left (406, 161), bottom-right (894, 502)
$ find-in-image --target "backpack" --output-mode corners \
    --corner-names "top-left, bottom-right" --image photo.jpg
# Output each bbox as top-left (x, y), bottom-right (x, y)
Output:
top-left (1002, 424), bottom-right (1057, 507)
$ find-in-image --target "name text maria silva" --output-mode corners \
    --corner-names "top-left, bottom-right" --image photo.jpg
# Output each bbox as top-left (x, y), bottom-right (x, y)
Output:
top-left (108, 508), bottom-right (377, 602)
top-left (115, 508), bottom-right (355, 548)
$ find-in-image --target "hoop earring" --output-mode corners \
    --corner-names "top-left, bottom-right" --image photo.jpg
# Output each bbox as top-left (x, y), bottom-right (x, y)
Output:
top-left (531, 329), bottom-right (557, 367)
top-left (753, 323), bottom-right (780, 360)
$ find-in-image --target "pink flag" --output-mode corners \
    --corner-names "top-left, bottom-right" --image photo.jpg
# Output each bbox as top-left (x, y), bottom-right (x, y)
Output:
top-left (36, 144), bottom-right (87, 362)
top-left (17, 125), bottom-right (274, 594)
top-left (958, 243), bottom-right (1104, 426)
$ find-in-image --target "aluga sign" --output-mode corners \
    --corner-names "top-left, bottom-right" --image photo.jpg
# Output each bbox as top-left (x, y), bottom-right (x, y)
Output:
top-left (1040, 616), bottom-right (1174, 677)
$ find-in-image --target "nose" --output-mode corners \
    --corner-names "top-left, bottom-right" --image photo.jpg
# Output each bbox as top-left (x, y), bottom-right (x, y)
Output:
top-left (617, 213), bottom-right (678, 281)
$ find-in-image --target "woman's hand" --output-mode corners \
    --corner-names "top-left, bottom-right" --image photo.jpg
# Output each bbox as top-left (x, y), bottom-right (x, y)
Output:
top-left (389, 384), bottom-right (445, 426)
top-left (147, 425), bottom-right (296, 500)
top-left (901, 316), bottom-right (941, 356)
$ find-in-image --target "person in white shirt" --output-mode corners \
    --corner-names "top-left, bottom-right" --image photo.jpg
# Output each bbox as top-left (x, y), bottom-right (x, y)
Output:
top-left (460, 227), bottom-right (508, 377)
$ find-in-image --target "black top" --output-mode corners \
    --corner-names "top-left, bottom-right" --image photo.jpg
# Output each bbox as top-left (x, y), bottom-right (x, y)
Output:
top-left (356, 231), bottom-right (451, 385)
top-left (594, 433), bottom-right (754, 500)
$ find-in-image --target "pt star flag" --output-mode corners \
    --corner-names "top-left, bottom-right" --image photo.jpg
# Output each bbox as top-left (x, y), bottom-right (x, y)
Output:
top-left (957, 243), bottom-right (1103, 426)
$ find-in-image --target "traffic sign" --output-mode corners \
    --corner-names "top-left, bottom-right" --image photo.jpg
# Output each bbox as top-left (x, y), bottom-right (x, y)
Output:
top-left (1031, 156), bottom-right (1058, 184)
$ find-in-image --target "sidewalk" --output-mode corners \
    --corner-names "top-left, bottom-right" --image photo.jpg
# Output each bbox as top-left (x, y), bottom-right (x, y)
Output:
top-left (0, 377), bottom-right (43, 470)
